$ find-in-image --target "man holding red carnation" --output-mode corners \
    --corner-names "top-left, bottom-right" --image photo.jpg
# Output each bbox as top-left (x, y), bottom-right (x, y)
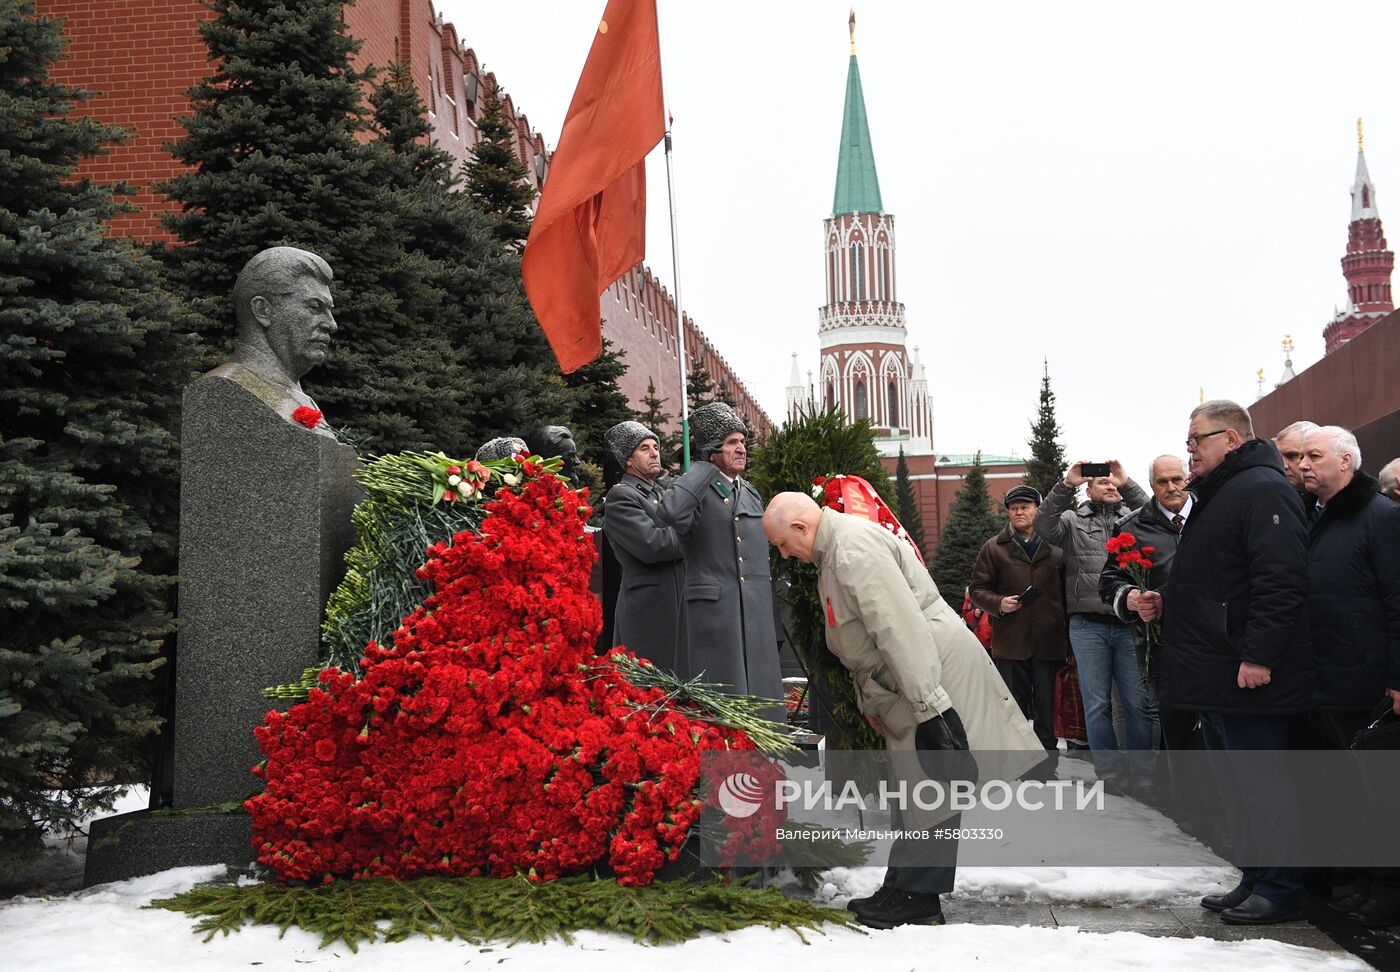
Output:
top-left (1137, 400), bottom-right (1312, 925)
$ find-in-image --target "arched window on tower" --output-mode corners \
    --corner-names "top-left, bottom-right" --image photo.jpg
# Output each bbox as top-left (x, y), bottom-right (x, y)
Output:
top-left (825, 380), bottom-right (835, 408)
top-left (854, 379), bottom-right (868, 421)
top-left (851, 243), bottom-right (865, 300)
top-left (887, 380), bottom-right (899, 427)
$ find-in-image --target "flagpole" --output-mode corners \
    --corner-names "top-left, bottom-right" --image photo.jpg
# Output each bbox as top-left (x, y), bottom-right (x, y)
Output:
top-left (656, 3), bottom-right (690, 471)
top-left (664, 127), bottom-right (691, 471)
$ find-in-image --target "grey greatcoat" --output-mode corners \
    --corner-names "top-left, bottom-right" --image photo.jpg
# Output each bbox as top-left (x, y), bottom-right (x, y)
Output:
top-left (658, 460), bottom-right (783, 707)
top-left (603, 473), bottom-right (685, 673)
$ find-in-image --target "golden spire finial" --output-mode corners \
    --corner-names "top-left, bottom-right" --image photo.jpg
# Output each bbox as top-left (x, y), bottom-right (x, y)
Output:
top-left (1283, 333), bottom-right (1295, 355)
top-left (1359, 117), bottom-right (1365, 153)
top-left (1199, 387), bottom-right (1205, 404)
top-left (849, 8), bottom-right (856, 55)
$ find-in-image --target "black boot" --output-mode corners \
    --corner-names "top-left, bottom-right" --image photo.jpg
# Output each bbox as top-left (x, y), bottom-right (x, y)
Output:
top-left (846, 885), bottom-right (898, 916)
top-left (856, 889), bottom-right (946, 929)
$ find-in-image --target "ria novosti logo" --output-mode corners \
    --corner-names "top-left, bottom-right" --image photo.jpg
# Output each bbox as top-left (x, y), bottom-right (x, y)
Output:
top-left (716, 772), bottom-right (767, 818)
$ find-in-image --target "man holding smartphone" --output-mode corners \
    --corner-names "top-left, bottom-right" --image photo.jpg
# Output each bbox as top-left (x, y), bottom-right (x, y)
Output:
top-left (968, 485), bottom-right (1068, 774)
top-left (1035, 460), bottom-right (1152, 796)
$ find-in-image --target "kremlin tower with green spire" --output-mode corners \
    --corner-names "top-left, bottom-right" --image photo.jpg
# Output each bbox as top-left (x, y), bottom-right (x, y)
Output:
top-left (788, 9), bottom-right (933, 454)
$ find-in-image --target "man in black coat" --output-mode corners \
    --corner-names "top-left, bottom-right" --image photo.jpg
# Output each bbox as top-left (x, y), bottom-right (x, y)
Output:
top-left (1138, 400), bottom-right (1312, 926)
top-left (1099, 456), bottom-right (1201, 794)
top-left (1297, 425), bottom-right (1400, 928)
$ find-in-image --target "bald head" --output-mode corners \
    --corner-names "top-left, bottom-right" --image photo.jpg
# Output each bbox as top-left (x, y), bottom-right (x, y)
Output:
top-left (764, 491), bottom-right (824, 563)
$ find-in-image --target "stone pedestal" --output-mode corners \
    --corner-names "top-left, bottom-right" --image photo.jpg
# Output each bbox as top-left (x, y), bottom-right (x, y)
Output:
top-left (171, 373), bottom-right (360, 808)
top-left (84, 372), bottom-right (360, 886)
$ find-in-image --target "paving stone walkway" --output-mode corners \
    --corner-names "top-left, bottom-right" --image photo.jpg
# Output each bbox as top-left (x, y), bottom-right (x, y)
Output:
top-left (942, 898), bottom-right (1400, 970)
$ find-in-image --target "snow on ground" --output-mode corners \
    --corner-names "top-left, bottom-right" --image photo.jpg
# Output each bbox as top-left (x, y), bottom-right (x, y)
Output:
top-left (0, 785), bottom-right (1366, 972)
top-left (0, 863), bottom-right (1369, 972)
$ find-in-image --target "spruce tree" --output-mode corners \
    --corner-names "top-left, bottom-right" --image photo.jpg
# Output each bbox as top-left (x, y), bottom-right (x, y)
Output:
top-left (561, 337), bottom-right (636, 494)
top-left (685, 359), bottom-right (718, 413)
top-left (158, 0), bottom-right (440, 453)
top-left (747, 408), bottom-right (893, 755)
top-left (0, 2), bottom-right (196, 865)
top-left (365, 61), bottom-right (570, 454)
top-left (1025, 360), bottom-right (1068, 499)
top-left (639, 377), bottom-right (681, 473)
top-left (894, 447), bottom-right (927, 553)
top-left (462, 86), bottom-right (534, 246)
top-left (929, 453), bottom-right (1004, 604)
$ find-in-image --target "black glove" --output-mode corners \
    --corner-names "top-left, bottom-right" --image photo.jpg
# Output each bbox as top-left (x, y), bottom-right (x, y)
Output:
top-left (915, 707), bottom-right (977, 784)
top-left (915, 707), bottom-right (969, 752)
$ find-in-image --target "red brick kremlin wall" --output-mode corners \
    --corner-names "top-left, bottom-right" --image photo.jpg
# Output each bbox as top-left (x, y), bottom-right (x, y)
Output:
top-left (37, 0), bottom-right (771, 431)
top-left (884, 453), bottom-right (1028, 560)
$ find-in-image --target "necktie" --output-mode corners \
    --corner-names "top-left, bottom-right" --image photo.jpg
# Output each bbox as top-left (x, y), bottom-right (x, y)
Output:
top-left (1172, 514), bottom-right (1185, 534)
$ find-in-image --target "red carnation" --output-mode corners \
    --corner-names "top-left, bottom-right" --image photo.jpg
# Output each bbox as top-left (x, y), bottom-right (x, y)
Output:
top-left (292, 406), bottom-right (323, 429)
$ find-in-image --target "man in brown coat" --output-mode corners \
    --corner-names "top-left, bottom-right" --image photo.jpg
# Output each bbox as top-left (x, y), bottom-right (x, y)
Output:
top-left (968, 485), bottom-right (1068, 773)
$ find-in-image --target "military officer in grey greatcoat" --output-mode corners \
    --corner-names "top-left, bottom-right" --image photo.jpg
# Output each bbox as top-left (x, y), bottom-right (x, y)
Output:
top-left (658, 402), bottom-right (783, 714)
top-left (602, 421), bottom-right (685, 673)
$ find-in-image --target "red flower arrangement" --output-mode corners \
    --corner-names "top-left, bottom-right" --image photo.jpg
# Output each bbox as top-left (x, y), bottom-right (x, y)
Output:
top-left (291, 406), bottom-right (323, 429)
top-left (1104, 531), bottom-right (1161, 660)
top-left (811, 474), bottom-right (924, 563)
top-left (248, 468), bottom-right (765, 886)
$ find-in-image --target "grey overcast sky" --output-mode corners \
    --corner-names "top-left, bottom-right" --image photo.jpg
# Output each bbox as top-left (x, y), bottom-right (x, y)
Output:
top-left (438, 0), bottom-right (1400, 481)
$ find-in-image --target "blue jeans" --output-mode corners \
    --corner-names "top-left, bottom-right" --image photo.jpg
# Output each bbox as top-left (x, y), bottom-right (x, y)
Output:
top-left (1069, 614), bottom-right (1157, 783)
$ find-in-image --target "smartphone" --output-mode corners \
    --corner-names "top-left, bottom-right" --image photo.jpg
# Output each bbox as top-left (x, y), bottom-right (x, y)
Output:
top-left (1018, 586), bottom-right (1043, 607)
top-left (1080, 462), bottom-right (1111, 478)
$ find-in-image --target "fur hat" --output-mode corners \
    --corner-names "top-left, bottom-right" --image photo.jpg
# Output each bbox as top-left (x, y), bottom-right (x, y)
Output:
top-left (475, 436), bottom-right (527, 462)
top-left (1003, 484), bottom-right (1043, 509)
top-left (690, 402), bottom-right (746, 458)
top-left (605, 421), bottom-right (658, 467)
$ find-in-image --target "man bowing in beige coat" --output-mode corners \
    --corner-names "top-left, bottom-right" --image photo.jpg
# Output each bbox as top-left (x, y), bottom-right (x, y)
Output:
top-left (764, 492), bottom-right (1043, 929)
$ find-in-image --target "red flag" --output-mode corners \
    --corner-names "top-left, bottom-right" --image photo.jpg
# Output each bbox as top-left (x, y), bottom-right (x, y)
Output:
top-left (522, 0), bottom-right (664, 373)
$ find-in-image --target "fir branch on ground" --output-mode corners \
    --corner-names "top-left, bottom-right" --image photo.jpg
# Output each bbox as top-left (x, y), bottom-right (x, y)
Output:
top-left (602, 654), bottom-right (795, 756)
top-left (149, 874), bottom-right (861, 951)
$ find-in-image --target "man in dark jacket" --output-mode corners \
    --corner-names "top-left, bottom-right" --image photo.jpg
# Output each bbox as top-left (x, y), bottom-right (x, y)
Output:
top-left (969, 485), bottom-right (1068, 770)
top-left (1138, 400), bottom-right (1312, 925)
top-left (1035, 460), bottom-right (1151, 792)
top-left (658, 402), bottom-right (782, 716)
top-left (602, 421), bottom-right (685, 673)
top-left (1099, 455), bottom-right (1198, 752)
top-left (1297, 425), bottom-right (1400, 928)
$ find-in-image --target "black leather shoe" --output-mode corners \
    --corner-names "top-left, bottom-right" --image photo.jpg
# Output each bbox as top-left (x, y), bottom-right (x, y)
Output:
top-left (1328, 891), bottom-right (1368, 914)
top-left (846, 885), bottom-right (898, 915)
top-left (1220, 893), bottom-right (1304, 925)
top-left (1357, 896), bottom-right (1400, 929)
top-left (1200, 885), bottom-right (1251, 912)
top-left (855, 889), bottom-right (946, 929)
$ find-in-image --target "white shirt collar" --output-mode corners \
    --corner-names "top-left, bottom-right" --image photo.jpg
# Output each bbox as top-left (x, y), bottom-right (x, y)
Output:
top-left (1158, 494), bottom-right (1193, 522)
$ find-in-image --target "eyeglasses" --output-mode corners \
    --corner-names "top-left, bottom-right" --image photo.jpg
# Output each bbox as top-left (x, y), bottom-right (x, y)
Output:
top-left (1185, 429), bottom-right (1229, 450)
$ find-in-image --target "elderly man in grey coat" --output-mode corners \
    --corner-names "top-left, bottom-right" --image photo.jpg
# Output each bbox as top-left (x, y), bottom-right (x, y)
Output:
top-left (658, 402), bottom-right (782, 714)
top-left (602, 421), bottom-right (685, 673)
